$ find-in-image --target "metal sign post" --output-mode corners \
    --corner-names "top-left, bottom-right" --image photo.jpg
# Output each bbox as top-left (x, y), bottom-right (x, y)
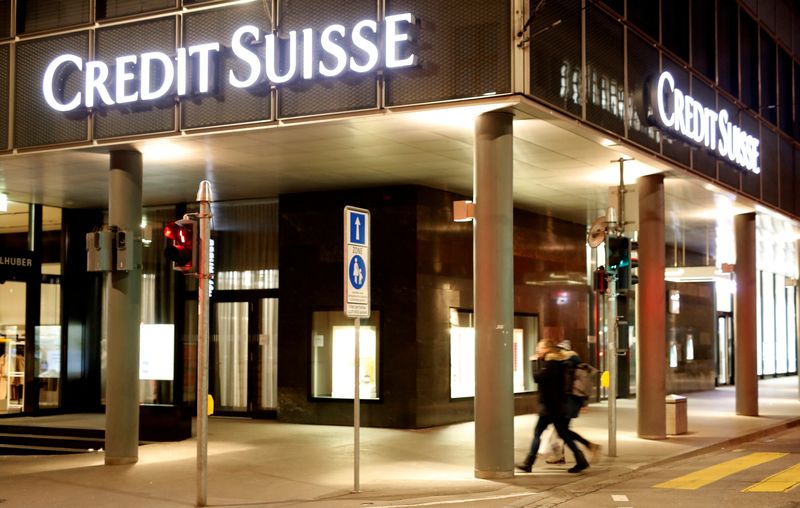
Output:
top-left (196, 181), bottom-right (213, 507)
top-left (344, 206), bottom-right (370, 494)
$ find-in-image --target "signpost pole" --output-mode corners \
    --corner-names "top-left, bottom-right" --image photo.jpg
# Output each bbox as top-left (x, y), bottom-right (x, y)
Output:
top-left (343, 205), bottom-right (369, 494)
top-left (196, 181), bottom-right (213, 507)
top-left (354, 317), bottom-right (361, 493)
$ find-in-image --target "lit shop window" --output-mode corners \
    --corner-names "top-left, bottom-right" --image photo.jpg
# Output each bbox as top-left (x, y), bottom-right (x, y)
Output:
top-left (449, 310), bottom-right (537, 398)
top-left (311, 311), bottom-right (379, 400)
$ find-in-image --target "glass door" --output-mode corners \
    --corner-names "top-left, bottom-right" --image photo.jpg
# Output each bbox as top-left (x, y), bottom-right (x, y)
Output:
top-left (716, 313), bottom-right (733, 385)
top-left (210, 296), bottom-right (278, 415)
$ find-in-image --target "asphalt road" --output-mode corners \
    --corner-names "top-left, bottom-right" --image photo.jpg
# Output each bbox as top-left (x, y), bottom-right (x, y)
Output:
top-left (550, 426), bottom-right (800, 508)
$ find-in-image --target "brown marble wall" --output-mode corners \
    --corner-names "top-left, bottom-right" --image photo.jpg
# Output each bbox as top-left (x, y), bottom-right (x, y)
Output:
top-left (278, 185), bottom-right (590, 428)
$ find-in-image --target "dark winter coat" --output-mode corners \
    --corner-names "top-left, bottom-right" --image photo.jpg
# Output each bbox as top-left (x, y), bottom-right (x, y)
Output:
top-left (532, 350), bottom-right (572, 418)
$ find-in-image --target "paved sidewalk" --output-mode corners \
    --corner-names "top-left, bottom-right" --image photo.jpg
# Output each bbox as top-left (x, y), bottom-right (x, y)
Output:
top-left (0, 376), bottom-right (798, 508)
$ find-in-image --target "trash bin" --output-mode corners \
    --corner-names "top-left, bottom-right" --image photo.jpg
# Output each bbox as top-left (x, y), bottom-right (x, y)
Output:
top-left (665, 394), bottom-right (687, 435)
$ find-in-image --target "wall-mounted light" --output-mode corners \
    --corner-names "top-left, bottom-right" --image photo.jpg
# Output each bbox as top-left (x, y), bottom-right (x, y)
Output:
top-left (453, 200), bottom-right (475, 222)
top-left (0, 193), bottom-right (7, 212)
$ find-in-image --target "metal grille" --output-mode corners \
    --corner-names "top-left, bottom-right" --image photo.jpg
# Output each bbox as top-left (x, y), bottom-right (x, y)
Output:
top-left (100, 0), bottom-right (175, 20)
top-left (760, 128), bottom-right (778, 206)
top-left (93, 17), bottom-right (177, 139)
top-left (0, 1), bottom-right (10, 39)
top-left (626, 31), bottom-right (659, 152)
top-left (0, 44), bottom-right (7, 150)
top-left (278, 0), bottom-right (377, 118)
top-left (585, 6), bottom-right (623, 136)
top-left (690, 77), bottom-right (716, 178)
top-left (529, 0), bottom-right (581, 117)
top-left (716, 95), bottom-right (741, 190)
top-left (660, 59), bottom-right (690, 167)
top-left (18, 0), bottom-right (90, 35)
top-left (386, 0), bottom-right (511, 106)
top-left (779, 138), bottom-right (793, 213)
top-left (181, 2), bottom-right (272, 129)
top-left (740, 112), bottom-right (761, 199)
top-left (14, 33), bottom-right (89, 148)
top-left (796, 146), bottom-right (800, 217)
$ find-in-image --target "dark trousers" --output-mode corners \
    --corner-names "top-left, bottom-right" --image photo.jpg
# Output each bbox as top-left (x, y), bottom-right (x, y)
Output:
top-left (524, 414), bottom-right (588, 466)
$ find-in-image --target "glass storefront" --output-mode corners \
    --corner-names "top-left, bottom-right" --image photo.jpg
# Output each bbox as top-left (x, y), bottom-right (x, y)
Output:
top-left (0, 202), bottom-right (62, 414)
top-left (756, 213), bottom-right (799, 378)
top-left (449, 309), bottom-right (538, 398)
top-left (311, 311), bottom-right (379, 400)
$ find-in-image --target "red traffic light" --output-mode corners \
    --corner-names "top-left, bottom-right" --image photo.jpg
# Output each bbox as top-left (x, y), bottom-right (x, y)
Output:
top-left (164, 218), bottom-right (197, 273)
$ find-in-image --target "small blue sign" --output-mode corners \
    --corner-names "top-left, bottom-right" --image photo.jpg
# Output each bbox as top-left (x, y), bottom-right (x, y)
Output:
top-left (348, 255), bottom-right (366, 289)
top-left (349, 212), bottom-right (366, 245)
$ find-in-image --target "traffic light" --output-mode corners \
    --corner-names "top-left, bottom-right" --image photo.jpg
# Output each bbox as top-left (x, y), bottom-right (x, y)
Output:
top-left (628, 241), bottom-right (639, 287)
top-left (163, 218), bottom-right (198, 273)
top-left (593, 266), bottom-right (608, 294)
top-left (608, 236), bottom-right (639, 290)
top-left (605, 236), bottom-right (629, 276)
top-left (617, 238), bottom-right (639, 290)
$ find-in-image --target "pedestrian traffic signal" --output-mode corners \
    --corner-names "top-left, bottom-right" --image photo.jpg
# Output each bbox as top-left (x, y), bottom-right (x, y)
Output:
top-left (628, 241), bottom-right (639, 287)
top-left (614, 237), bottom-right (638, 290)
top-left (593, 266), bottom-right (608, 294)
top-left (163, 218), bottom-right (198, 273)
top-left (606, 236), bottom-right (629, 276)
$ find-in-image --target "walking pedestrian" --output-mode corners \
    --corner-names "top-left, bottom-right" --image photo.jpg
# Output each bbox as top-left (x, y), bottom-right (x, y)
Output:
top-left (516, 339), bottom-right (590, 474)
top-left (544, 340), bottom-right (601, 464)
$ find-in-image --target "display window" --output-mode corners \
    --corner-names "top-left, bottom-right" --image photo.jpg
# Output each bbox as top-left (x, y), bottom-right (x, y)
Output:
top-left (449, 309), bottom-right (538, 398)
top-left (311, 311), bottom-right (379, 400)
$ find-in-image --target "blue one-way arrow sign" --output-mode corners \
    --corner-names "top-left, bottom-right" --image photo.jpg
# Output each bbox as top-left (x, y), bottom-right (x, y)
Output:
top-left (344, 206), bottom-right (370, 318)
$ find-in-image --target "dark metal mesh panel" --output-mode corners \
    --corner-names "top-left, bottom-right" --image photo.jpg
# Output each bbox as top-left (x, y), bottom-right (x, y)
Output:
top-left (585, 6), bottom-right (623, 136)
top-left (18, 0), bottom-right (90, 34)
top-left (278, 0), bottom-right (377, 118)
top-left (740, 112), bottom-right (761, 199)
top-left (779, 137), bottom-right (793, 213)
top-left (0, 44), bottom-right (7, 150)
top-left (795, 147), bottom-right (800, 216)
top-left (660, 59), bottom-right (690, 167)
top-left (99, 0), bottom-right (175, 20)
top-left (94, 17), bottom-right (177, 139)
top-left (626, 31), bottom-right (659, 152)
top-left (601, 0), bottom-right (624, 16)
top-left (386, 0), bottom-right (510, 106)
top-left (690, 77), bottom-right (716, 178)
top-left (760, 128), bottom-right (778, 206)
top-left (627, 1), bottom-right (658, 41)
top-left (529, 0), bottom-right (581, 116)
top-left (14, 33), bottom-right (89, 148)
top-left (182, 2), bottom-right (272, 129)
top-left (716, 95), bottom-right (740, 189)
top-left (0, 1), bottom-right (10, 39)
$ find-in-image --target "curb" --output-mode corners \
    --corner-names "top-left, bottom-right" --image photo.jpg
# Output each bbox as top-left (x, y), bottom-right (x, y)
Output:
top-left (636, 416), bottom-right (800, 472)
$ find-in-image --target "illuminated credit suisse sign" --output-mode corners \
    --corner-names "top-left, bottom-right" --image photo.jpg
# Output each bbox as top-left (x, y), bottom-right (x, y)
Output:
top-left (648, 71), bottom-right (760, 174)
top-left (42, 13), bottom-right (417, 112)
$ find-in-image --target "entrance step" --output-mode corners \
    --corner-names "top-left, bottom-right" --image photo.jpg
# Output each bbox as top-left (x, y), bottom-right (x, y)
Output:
top-left (0, 424), bottom-right (105, 455)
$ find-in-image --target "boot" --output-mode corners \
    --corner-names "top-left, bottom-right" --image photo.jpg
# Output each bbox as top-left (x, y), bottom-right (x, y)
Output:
top-left (515, 454), bottom-right (536, 473)
top-left (567, 451), bottom-right (589, 473)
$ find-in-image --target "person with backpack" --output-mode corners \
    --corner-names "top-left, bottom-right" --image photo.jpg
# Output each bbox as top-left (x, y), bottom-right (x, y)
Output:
top-left (516, 339), bottom-right (590, 474)
top-left (543, 340), bottom-right (601, 464)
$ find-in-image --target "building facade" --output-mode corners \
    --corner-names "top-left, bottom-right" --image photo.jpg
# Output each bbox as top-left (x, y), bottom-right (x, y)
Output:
top-left (0, 0), bottom-right (798, 450)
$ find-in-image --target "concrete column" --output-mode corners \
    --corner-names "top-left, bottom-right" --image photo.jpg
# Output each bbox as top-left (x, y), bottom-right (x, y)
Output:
top-left (636, 174), bottom-right (666, 439)
top-left (735, 212), bottom-right (758, 416)
top-left (105, 150), bottom-right (142, 465)
top-left (473, 111), bottom-right (514, 479)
